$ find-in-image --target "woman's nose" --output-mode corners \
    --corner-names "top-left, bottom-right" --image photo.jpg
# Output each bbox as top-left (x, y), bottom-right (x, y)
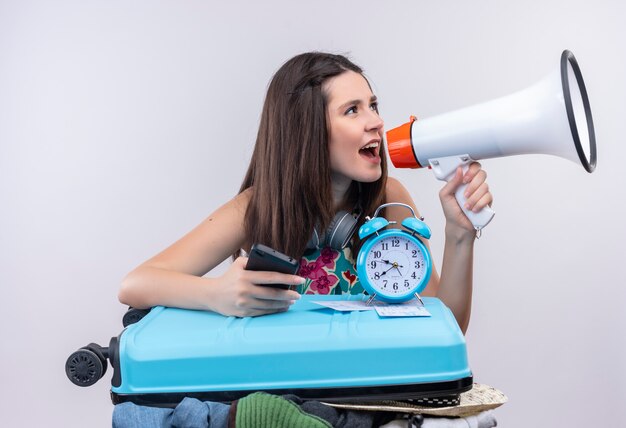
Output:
top-left (366, 110), bottom-right (384, 131)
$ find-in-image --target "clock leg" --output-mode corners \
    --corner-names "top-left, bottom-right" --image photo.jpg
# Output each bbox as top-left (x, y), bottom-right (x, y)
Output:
top-left (414, 292), bottom-right (424, 306)
top-left (365, 294), bottom-right (377, 306)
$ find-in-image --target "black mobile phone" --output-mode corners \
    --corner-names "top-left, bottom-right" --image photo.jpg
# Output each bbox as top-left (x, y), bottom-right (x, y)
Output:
top-left (245, 243), bottom-right (300, 289)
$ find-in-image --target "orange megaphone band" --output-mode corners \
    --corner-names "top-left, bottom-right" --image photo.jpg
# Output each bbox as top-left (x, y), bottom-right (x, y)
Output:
top-left (386, 115), bottom-right (424, 169)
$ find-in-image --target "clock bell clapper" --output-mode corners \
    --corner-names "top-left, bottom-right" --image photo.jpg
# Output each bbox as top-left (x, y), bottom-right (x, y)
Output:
top-left (66, 50), bottom-right (597, 408)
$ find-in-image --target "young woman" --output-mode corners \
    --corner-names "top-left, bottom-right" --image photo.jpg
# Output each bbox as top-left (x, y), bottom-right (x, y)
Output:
top-left (118, 52), bottom-right (492, 334)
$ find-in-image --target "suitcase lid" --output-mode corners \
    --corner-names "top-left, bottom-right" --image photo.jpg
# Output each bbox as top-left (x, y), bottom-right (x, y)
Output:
top-left (113, 295), bottom-right (471, 397)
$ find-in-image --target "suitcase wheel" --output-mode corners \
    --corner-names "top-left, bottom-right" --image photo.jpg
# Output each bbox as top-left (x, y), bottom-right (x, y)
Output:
top-left (122, 307), bottom-right (151, 327)
top-left (65, 344), bottom-right (108, 387)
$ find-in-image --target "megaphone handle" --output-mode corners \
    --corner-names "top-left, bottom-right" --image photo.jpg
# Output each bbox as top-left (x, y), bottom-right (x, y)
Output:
top-left (454, 180), bottom-right (496, 231)
top-left (429, 155), bottom-right (496, 231)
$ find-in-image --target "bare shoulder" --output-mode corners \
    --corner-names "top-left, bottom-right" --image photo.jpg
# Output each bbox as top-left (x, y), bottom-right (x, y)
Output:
top-left (219, 187), bottom-right (252, 218)
top-left (197, 187), bottom-right (253, 243)
top-left (384, 177), bottom-right (422, 221)
top-left (385, 177), bottom-right (412, 203)
top-left (235, 186), bottom-right (253, 206)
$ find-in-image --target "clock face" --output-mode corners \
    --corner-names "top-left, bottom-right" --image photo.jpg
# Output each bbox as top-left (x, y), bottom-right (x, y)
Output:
top-left (363, 234), bottom-right (429, 298)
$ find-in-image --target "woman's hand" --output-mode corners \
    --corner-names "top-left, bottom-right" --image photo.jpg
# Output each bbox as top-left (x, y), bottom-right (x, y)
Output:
top-left (210, 257), bottom-right (304, 317)
top-left (439, 162), bottom-right (493, 240)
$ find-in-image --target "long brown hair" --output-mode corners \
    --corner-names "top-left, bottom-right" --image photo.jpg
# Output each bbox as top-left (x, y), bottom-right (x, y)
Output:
top-left (235, 52), bottom-right (388, 259)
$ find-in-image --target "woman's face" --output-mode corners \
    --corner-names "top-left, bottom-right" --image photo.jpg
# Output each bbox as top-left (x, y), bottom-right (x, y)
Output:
top-left (324, 71), bottom-right (384, 185)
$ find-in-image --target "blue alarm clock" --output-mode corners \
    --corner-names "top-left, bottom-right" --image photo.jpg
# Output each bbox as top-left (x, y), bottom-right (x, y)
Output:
top-left (356, 202), bottom-right (433, 303)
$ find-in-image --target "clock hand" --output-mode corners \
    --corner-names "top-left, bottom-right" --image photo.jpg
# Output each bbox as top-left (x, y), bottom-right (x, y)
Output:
top-left (377, 260), bottom-right (404, 268)
top-left (380, 266), bottom-right (395, 276)
top-left (388, 260), bottom-right (404, 269)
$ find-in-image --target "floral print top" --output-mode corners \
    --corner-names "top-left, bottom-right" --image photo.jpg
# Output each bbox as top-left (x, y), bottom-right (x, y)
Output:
top-left (296, 246), bottom-right (364, 295)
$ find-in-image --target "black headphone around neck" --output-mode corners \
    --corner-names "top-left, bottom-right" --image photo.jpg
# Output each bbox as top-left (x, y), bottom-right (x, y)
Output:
top-left (305, 209), bottom-right (362, 251)
top-left (305, 183), bottom-right (363, 251)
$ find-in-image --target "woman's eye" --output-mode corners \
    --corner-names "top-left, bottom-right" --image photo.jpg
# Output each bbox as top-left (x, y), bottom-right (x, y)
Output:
top-left (370, 102), bottom-right (379, 113)
top-left (345, 106), bottom-right (357, 115)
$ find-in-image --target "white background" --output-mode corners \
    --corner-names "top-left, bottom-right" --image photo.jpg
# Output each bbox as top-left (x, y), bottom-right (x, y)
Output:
top-left (1, 1), bottom-right (625, 426)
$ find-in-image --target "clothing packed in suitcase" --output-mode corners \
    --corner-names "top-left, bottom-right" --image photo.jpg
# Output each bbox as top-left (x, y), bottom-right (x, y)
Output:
top-left (66, 294), bottom-right (472, 407)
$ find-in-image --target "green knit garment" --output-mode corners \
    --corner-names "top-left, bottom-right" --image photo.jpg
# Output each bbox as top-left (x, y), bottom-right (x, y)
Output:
top-left (235, 392), bottom-right (332, 428)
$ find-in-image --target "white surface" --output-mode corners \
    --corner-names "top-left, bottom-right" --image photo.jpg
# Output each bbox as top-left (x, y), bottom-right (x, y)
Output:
top-left (1, 1), bottom-right (625, 427)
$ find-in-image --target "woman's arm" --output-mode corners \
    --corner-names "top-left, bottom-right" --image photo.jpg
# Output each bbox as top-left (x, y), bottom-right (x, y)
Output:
top-left (384, 177), bottom-right (442, 297)
top-left (118, 189), bottom-right (303, 316)
top-left (384, 166), bottom-right (492, 334)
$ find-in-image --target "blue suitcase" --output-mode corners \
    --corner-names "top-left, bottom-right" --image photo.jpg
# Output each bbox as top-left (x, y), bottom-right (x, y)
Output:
top-left (66, 295), bottom-right (472, 407)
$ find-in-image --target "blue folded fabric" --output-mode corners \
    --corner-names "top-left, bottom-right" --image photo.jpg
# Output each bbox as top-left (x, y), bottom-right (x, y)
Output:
top-left (112, 397), bottom-right (230, 428)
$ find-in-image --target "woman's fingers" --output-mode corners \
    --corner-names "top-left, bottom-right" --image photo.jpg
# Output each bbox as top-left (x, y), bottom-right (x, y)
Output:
top-left (249, 296), bottom-right (296, 310)
top-left (461, 163), bottom-right (494, 212)
top-left (462, 162), bottom-right (483, 185)
top-left (241, 271), bottom-right (302, 308)
top-left (474, 192), bottom-right (494, 212)
top-left (464, 181), bottom-right (492, 212)
top-left (441, 163), bottom-right (485, 198)
top-left (233, 292), bottom-right (296, 317)
top-left (439, 167), bottom-right (464, 198)
top-left (463, 169), bottom-right (487, 198)
top-left (246, 270), bottom-right (305, 289)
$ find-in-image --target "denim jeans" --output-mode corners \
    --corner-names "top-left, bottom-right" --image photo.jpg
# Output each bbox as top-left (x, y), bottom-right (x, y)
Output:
top-left (112, 397), bottom-right (230, 428)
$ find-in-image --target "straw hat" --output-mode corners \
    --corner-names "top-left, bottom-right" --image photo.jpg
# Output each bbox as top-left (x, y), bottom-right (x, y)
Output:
top-left (322, 383), bottom-right (507, 418)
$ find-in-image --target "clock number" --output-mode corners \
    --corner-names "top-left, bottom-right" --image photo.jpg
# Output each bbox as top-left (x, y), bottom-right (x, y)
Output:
top-left (374, 272), bottom-right (380, 280)
top-left (393, 282), bottom-right (399, 290)
top-left (373, 251), bottom-right (381, 258)
top-left (404, 280), bottom-right (410, 288)
top-left (382, 243), bottom-right (388, 250)
top-left (392, 239), bottom-right (400, 247)
top-left (411, 272), bottom-right (417, 279)
top-left (415, 261), bottom-right (421, 269)
top-left (369, 261), bottom-right (377, 269)
top-left (383, 280), bottom-right (388, 288)
top-left (412, 250), bottom-right (418, 258)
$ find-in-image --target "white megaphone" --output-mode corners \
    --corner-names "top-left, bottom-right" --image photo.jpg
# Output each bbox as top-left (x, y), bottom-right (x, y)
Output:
top-left (386, 50), bottom-right (597, 231)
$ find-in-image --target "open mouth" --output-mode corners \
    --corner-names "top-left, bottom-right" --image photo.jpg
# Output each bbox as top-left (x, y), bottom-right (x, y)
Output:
top-left (359, 140), bottom-right (380, 159)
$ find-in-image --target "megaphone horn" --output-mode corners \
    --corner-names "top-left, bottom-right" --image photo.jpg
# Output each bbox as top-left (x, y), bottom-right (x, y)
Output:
top-left (386, 50), bottom-right (597, 231)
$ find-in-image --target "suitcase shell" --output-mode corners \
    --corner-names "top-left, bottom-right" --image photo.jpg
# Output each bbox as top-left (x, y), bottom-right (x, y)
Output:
top-left (110, 295), bottom-right (472, 406)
